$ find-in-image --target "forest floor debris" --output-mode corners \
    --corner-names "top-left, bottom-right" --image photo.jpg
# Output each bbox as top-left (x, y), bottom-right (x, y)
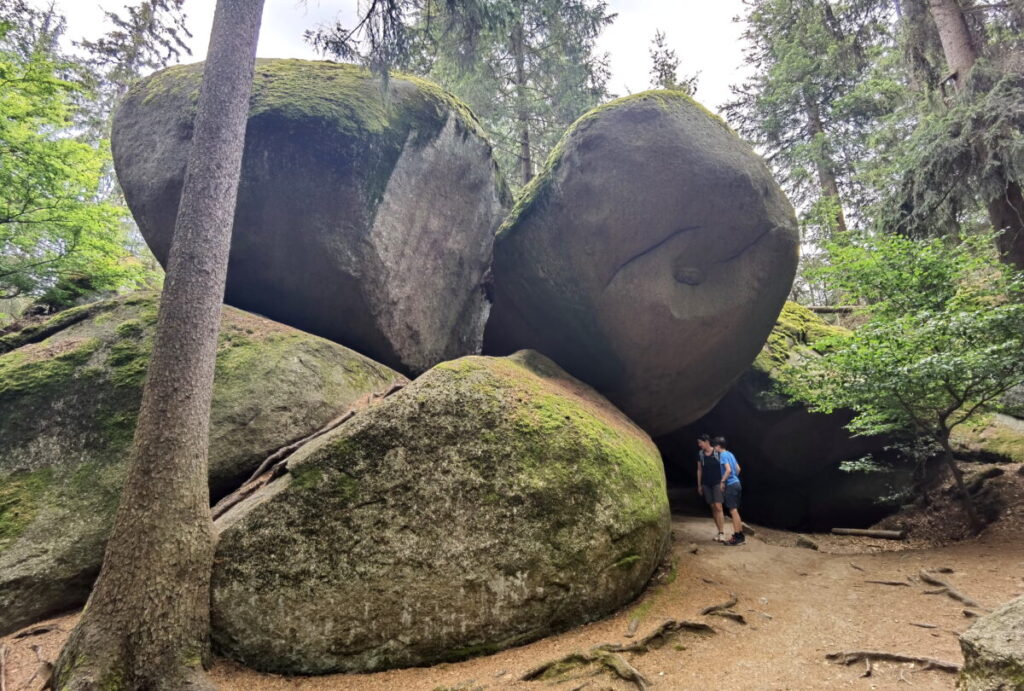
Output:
top-left (4, 463), bottom-right (1022, 690)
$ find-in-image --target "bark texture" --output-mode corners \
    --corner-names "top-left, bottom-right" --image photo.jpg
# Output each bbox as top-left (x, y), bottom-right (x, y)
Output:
top-left (51, 0), bottom-right (264, 688)
top-left (928, 0), bottom-right (977, 89)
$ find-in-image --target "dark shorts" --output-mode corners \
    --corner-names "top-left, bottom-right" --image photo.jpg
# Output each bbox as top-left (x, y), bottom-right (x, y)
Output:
top-left (724, 482), bottom-right (742, 510)
top-left (703, 484), bottom-right (723, 505)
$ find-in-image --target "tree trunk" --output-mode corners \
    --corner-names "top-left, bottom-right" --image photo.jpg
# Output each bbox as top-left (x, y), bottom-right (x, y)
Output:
top-left (938, 435), bottom-right (982, 534)
top-left (511, 15), bottom-right (533, 187)
top-left (803, 95), bottom-right (848, 234)
top-left (52, 0), bottom-right (264, 688)
top-left (928, 0), bottom-right (978, 89)
top-left (987, 179), bottom-right (1024, 270)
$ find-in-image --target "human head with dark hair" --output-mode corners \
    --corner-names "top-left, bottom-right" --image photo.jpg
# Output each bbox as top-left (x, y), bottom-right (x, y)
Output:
top-left (697, 432), bottom-right (712, 453)
top-left (712, 436), bottom-right (727, 450)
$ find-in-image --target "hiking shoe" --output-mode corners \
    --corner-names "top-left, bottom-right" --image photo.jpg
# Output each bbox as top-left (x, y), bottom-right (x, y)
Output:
top-left (726, 533), bottom-right (745, 546)
top-left (714, 532), bottom-right (727, 543)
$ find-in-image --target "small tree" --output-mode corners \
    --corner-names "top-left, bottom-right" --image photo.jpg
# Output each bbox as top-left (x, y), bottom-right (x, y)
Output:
top-left (648, 29), bottom-right (697, 95)
top-left (780, 232), bottom-right (1024, 533)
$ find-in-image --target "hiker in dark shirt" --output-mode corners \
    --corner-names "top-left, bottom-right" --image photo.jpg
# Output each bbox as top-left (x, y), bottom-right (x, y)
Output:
top-left (696, 433), bottom-right (727, 542)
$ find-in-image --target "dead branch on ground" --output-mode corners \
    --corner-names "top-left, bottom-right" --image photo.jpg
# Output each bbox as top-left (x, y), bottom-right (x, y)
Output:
top-left (700, 594), bottom-right (738, 615)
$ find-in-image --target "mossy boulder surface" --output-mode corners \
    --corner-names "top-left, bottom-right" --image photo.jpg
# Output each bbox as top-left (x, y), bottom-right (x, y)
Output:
top-left (958, 595), bottom-right (1024, 690)
top-left (0, 293), bottom-right (403, 635)
top-left (484, 90), bottom-right (799, 435)
top-left (211, 350), bottom-right (670, 674)
top-left (113, 59), bottom-right (509, 375)
top-left (952, 414), bottom-right (1024, 465)
top-left (662, 302), bottom-right (908, 529)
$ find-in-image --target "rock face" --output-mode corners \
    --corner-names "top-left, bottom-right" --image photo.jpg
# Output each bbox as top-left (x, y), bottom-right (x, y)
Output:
top-left (212, 350), bottom-right (670, 674)
top-left (953, 414), bottom-right (1024, 465)
top-left (113, 59), bottom-right (509, 375)
top-left (959, 595), bottom-right (1024, 690)
top-left (484, 91), bottom-right (799, 435)
top-left (660, 302), bottom-right (911, 529)
top-left (0, 294), bottom-right (403, 635)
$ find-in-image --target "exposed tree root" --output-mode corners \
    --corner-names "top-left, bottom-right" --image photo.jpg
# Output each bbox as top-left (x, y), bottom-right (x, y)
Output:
top-left (12, 626), bottom-right (61, 640)
top-left (865, 580), bottom-right (910, 587)
top-left (709, 610), bottom-right (747, 624)
top-left (601, 620), bottom-right (716, 654)
top-left (832, 528), bottom-right (906, 540)
top-left (521, 649), bottom-right (650, 689)
top-left (826, 650), bottom-right (961, 673)
top-left (700, 595), bottom-right (738, 615)
top-left (919, 570), bottom-right (987, 610)
top-left (909, 622), bottom-right (937, 629)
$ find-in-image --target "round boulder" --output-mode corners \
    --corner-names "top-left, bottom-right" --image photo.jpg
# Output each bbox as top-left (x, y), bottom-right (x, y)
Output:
top-left (113, 59), bottom-right (510, 375)
top-left (0, 293), bottom-right (403, 635)
top-left (211, 350), bottom-right (670, 674)
top-left (484, 91), bottom-right (799, 435)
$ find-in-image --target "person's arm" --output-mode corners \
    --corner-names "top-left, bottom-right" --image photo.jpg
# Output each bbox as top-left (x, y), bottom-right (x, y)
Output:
top-left (696, 455), bottom-right (703, 493)
top-left (721, 460), bottom-right (732, 485)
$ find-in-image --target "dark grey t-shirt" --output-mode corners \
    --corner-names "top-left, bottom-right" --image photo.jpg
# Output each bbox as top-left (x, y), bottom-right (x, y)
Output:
top-left (698, 450), bottom-right (722, 486)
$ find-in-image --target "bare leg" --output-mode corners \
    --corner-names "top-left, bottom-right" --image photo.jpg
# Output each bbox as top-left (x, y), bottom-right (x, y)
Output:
top-left (730, 507), bottom-right (742, 534)
top-left (712, 503), bottom-right (725, 534)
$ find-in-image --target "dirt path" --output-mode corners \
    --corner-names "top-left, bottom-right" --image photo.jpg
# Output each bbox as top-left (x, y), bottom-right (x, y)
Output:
top-left (5, 513), bottom-right (1021, 690)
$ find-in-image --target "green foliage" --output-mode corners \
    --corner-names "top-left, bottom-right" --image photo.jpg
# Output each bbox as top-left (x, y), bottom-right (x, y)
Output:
top-left (648, 29), bottom-right (698, 95)
top-left (780, 232), bottom-right (1024, 449)
top-left (0, 2), bottom-right (155, 302)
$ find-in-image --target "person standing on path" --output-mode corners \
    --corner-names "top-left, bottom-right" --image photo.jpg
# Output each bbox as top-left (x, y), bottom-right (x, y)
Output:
top-left (696, 433), bottom-right (726, 542)
top-left (715, 436), bottom-right (745, 546)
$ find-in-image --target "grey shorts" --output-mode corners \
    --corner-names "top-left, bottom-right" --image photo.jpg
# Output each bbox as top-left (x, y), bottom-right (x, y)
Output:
top-left (702, 484), bottom-right (723, 505)
top-left (724, 482), bottom-right (742, 510)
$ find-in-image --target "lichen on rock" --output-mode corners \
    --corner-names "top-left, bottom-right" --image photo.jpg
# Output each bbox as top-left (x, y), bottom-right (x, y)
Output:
top-left (211, 350), bottom-right (670, 674)
top-left (0, 293), bottom-right (404, 635)
top-left (958, 595), bottom-right (1024, 690)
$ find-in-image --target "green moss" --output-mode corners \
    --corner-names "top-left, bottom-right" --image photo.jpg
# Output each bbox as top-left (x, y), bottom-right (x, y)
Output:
top-left (107, 339), bottom-right (150, 389)
top-left (0, 467), bottom-right (54, 548)
top-left (114, 319), bottom-right (144, 339)
top-left (0, 300), bottom-right (117, 354)
top-left (753, 301), bottom-right (849, 374)
top-left (0, 338), bottom-right (102, 401)
top-left (497, 89), bottom-right (731, 240)
top-left (613, 554), bottom-right (641, 569)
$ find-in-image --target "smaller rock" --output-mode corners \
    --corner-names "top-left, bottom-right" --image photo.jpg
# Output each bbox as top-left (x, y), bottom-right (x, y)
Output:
top-left (958, 595), bottom-right (1024, 690)
top-left (795, 535), bottom-right (819, 551)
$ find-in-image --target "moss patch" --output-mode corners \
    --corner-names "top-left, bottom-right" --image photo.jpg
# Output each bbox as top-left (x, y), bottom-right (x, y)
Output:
top-left (753, 301), bottom-right (849, 375)
top-left (0, 467), bottom-right (54, 548)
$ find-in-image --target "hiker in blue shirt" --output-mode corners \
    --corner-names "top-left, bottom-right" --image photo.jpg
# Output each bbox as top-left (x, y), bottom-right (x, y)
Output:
top-left (715, 436), bottom-right (745, 546)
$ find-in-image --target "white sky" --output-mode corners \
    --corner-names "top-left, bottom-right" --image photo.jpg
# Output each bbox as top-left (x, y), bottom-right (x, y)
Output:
top-left (40, 0), bottom-right (750, 115)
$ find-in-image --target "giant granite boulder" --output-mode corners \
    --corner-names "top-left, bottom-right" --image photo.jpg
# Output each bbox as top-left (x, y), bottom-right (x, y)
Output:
top-left (484, 91), bottom-right (799, 435)
top-left (959, 595), bottom-right (1024, 690)
top-left (0, 293), bottom-right (403, 635)
top-left (660, 302), bottom-right (911, 529)
top-left (211, 350), bottom-right (670, 674)
top-left (113, 59), bottom-right (509, 375)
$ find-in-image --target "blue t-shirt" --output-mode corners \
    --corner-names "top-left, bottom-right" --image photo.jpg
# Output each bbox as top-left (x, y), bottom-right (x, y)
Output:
top-left (720, 450), bottom-right (740, 486)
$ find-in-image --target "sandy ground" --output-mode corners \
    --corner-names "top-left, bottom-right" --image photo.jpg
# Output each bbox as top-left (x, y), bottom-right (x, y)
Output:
top-left (4, 508), bottom-right (1022, 691)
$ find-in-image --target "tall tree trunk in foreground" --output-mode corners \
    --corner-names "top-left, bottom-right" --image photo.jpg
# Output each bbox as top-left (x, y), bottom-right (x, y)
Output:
top-left (928, 0), bottom-right (1024, 269)
top-left (52, 0), bottom-right (264, 688)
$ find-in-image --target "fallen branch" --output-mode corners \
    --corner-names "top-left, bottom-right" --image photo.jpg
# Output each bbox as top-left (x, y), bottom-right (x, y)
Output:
top-left (832, 528), bottom-right (906, 540)
top-left (12, 625), bottom-right (60, 640)
top-left (808, 305), bottom-right (855, 314)
top-left (909, 622), bottom-right (937, 629)
top-left (861, 657), bottom-right (873, 678)
top-left (826, 650), bottom-right (961, 673)
top-left (919, 570), bottom-right (987, 610)
top-left (865, 580), bottom-right (910, 587)
top-left (700, 595), bottom-right (738, 615)
top-left (849, 562), bottom-right (865, 572)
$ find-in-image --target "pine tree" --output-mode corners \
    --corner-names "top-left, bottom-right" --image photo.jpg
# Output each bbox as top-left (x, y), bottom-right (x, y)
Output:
top-left (648, 29), bottom-right (698, 95)
top-left (52, 0), bottom-right (264, 686)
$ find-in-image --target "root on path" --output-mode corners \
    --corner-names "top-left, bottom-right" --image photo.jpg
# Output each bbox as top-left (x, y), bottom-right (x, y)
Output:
top-left (826, 650), bottom-right (961, 673)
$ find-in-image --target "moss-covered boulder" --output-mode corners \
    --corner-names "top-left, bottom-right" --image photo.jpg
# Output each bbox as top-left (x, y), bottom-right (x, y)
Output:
top-left (483, 91), bottom-right (799, 435)
top-left (211, 350), bottom-right (670, 674)
top-left (952, 414), bottom-right (1024, 465)
top-left (959, 595), bottom-right (1024, 690)
top-left (0, 293), bottom-right (403, 635)
top-left (113, 59), bottom-right (509, 375)
top-left (661, 302), bottom-right (910, 529)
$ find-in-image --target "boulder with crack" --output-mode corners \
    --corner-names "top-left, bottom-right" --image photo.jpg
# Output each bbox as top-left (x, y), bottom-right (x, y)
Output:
top-left (113, 59), bottom-right (510, 375)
